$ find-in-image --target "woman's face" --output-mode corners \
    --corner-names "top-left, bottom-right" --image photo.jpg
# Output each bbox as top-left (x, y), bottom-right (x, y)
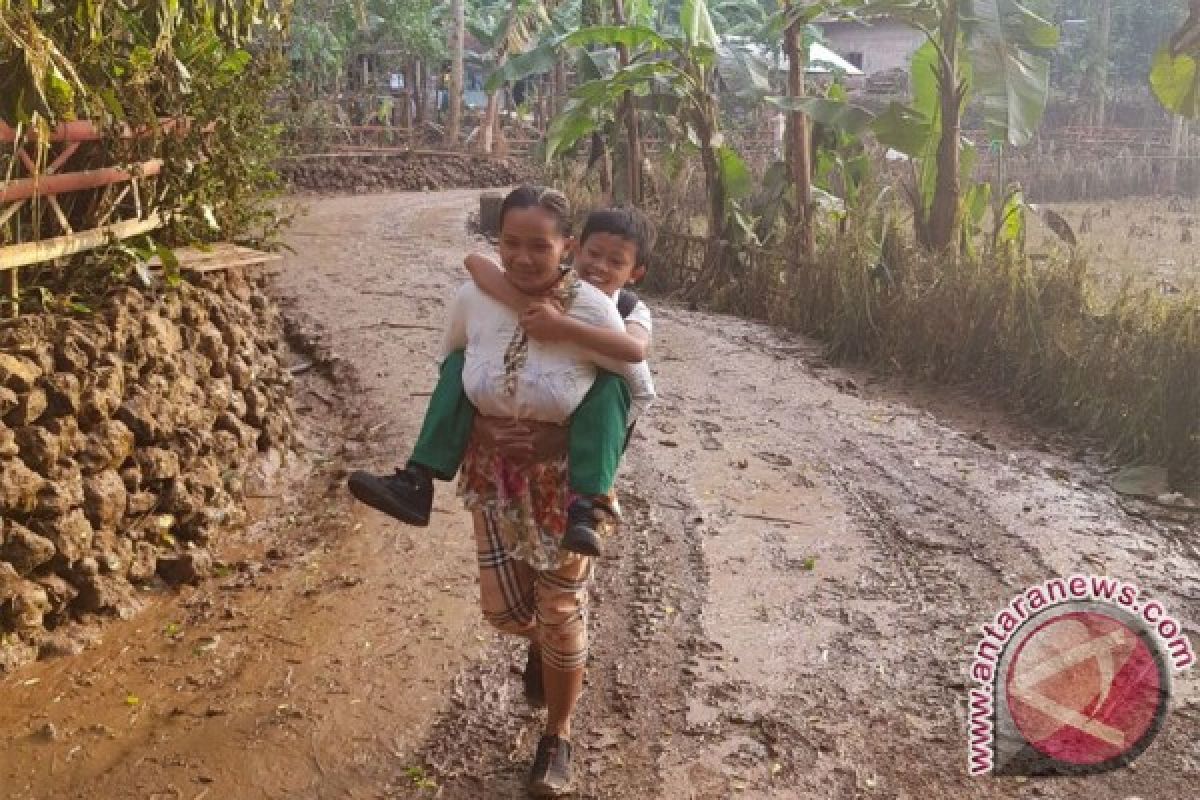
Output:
top-left (497, 206), bottom-right (572, 294)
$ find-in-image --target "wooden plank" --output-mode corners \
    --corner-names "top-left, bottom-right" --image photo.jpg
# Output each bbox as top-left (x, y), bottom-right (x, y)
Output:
top-left (145, 243), bottom-right (282, 274)
top-left (0, 212), bottom-right (168, 272)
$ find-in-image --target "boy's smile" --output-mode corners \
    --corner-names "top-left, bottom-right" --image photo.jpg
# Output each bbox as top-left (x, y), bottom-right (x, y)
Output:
top-left (575, 233), bottom-right (645, 296)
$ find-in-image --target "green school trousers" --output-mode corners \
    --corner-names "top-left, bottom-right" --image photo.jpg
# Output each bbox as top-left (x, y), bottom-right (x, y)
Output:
top-left (409, 349), bottom-right (631, 495)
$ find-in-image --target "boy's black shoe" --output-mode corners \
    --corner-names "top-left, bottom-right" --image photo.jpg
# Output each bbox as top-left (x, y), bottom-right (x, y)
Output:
top-left (346, 465), bottom-right (433, 526)
top-left (528, 735), bottom-right (573, 798)
top-left (560, 496), bottom-right (616, 557)
top-left (523, 643), bottom-right (546, 708)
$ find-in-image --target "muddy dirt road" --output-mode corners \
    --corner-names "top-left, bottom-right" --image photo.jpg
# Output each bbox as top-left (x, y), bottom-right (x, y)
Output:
top-left (1, 189), bottom-right (1197, 799)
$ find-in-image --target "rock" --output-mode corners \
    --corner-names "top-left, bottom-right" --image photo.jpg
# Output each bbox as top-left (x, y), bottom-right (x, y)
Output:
top-left (35, 574), bottom-right (78, 619)
top-left (74, 556), bottom-right (100, 577)
top-left (196, 324), bottom-right (228, 367)
top-left (78, 420), bottom-right (135, 473)
top-left (15, 426), bottom-right (61, 474)
top-left (33, 509), bottom-right (94, 564)
top-left (55, 334), bottom-right (92, 373)
top-left (142, 312), bottom-right (183, 358)
top-left (244, 387), bottom-right (269, 427)
top-left (127, 542), bottom-right (158, 584)
top-left (5, 388), bottom-right (48, 427)
top-left (79, 366), bottom-right (124, 428)
top-left (0, 637), bottom-right (39, 673)
top-left (43, 416), bottom-right (85, 459)
top-left (136, 448), bottom-right (180, 482)
top-left (35, 472), bottom-right (84, 518)
top-left (73, 574), bottom-right (140, 618)
top-left (84, 471), bottom-right (127, 530)
top-left (157, 548), bottom-right (213, 585)
top-left (39, 631), bottom-right (87, 659)
top-left (0, 458), bottom-right (44, 514)
top-left (0, 425), bottom-right (16, 458)
top-left (161, 479), bottom-right (205, 515)
top-left (126, 490), bottom-right (158, 516)
top-left (115, 388), bottom-right (160, 446)
top-left (215, 412), bottom-right (257, 450)
top-left (229, 356), bottom-right (253, 391)
top-left (0, 387), bottom-right (16, 418)
top-left (1, 521), bottom-right (57, 575)
top-left (2, 581), bottom-right (51, 635)
top-left (0, 353), bottom-right (43, 392)
top-left (41, 373), bottom-right (81, 417)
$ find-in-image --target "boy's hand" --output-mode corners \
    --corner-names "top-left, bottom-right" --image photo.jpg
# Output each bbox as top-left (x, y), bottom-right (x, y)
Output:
top-left (520, 299), bottom-right (571, 341)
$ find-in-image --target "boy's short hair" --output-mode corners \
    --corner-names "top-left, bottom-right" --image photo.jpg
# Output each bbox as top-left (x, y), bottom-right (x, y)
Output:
top-left (580, 207), bottom-right (657, 268)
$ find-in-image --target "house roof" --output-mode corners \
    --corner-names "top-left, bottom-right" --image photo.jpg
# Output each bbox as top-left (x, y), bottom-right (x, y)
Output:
top-left (722, 36), bottom-right (865, 77)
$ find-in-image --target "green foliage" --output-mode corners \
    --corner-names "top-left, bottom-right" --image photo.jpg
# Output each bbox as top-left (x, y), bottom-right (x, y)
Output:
top-left (1150, 1), bottom-right (1200, 118)
top-left (0, 0), bottom-right (290, 309)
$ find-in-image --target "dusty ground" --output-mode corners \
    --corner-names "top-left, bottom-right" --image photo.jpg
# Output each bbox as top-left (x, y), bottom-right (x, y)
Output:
top-left (0, 189), bottom-right (1197, 799)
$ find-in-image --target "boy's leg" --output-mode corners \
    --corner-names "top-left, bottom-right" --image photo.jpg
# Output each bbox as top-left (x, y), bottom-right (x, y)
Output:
top-left (347, 350), bottom-right (474, 525)
top-left (560, 373), bottom-right (630, 556)
top-left (567, 372), bottom-right (631, 496)
top-left (409, 349), bottom-right (475, 481)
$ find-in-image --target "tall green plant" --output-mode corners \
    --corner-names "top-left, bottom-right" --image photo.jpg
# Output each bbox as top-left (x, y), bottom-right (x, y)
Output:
top-left (491, 0), bottom-right (759, 238)
top-left (1151, 0), bottom-right (1200, 118)
top-left (854, 0), bottom-right (1059, 251)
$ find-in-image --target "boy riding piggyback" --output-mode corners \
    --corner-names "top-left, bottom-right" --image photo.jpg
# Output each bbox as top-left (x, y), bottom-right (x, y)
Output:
top-left (350, 204), bottom-right (657, 555)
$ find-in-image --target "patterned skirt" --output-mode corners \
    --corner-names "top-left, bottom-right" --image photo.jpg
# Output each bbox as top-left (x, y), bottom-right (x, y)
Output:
top-left (458, 416), bottom-right (613, 571)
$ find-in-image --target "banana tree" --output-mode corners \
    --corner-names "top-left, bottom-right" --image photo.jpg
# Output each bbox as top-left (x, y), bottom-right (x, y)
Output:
top-left (490, 0), bottom-right (757, 238)
top-left (1151, 0), bottom-right (1200, 119)
top-left (852, 0), bottom-right (1059, 251)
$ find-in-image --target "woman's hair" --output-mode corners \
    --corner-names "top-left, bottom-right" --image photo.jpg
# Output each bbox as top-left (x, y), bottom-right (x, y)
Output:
top-left (500, 186), bottom-right (572, 236)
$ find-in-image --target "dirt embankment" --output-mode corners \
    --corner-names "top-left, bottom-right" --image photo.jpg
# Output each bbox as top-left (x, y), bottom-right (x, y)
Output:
top-left (0, 271), bottom-right (294, 672)
top-left (280, 152), bottom-right (530, 195)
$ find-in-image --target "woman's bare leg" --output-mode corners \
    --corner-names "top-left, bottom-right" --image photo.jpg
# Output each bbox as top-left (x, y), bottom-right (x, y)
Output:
top-left (543, 664), bottom-right (584, 737)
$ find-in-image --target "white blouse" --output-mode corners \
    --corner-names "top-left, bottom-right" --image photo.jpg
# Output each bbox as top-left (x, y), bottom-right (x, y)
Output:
top-left (441, 281), bottom-right (655, 424)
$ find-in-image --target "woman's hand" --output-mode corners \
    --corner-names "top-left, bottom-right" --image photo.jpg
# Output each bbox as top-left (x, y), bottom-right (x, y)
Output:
top-left (520, 299), bottom-right (571, 342)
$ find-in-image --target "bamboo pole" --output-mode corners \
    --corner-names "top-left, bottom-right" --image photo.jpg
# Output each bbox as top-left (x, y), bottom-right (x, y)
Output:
top-left (0, 211), bottom-right (169, 272)
top-left (784, 2), bottom-right (815, 259)
top-left (0, 159), bottom-right (164, 203)
top-left (613, 0), bottom-right (643, 204)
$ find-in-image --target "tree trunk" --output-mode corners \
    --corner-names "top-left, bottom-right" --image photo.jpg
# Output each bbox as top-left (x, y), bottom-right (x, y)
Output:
top-left (784, 3), bottom-right (815, 259)
top-left (1085, 0), bottom-right (1113, 128)
top-left (414, 59), bottom-right (427, 125)
top-left (926, 2), bottom-right (964, 252)
top-left (695, 104), bottom-right (725, 240)
top-left (444, 0), bottom-right (465, 148)
top-left (481, 0), bottom-right (521, 154)
top-left (613, 0), bottom-right (643, 204)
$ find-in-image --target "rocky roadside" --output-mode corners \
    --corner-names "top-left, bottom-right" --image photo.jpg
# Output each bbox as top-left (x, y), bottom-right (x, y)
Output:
top-left (0, 269), bottom-right (295, 671)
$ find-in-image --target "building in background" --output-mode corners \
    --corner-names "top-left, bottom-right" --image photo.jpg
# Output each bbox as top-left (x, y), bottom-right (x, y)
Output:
top-left (817, 16), bottom-right (925, 78)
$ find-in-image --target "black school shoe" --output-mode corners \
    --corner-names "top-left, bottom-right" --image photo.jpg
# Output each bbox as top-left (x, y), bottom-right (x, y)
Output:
top-left (524, 643), bottom-right (546, 709)
top-left (346, 466), bottom-right (433, 526)
top-left (559, 496), bottom-right (617, 557)
top-left (528, 735), bottom-right (573, 798)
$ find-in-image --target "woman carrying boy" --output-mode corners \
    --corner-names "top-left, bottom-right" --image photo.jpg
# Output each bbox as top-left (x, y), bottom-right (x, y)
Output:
top-left (351, 187), bottom-right (653, 795)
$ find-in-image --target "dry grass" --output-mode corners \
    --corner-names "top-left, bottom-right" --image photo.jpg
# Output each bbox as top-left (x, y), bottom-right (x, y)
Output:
top-left (644, 209), bottom-right (1200, 492)
top-left (1031, 197), bottom-right (1200, 297)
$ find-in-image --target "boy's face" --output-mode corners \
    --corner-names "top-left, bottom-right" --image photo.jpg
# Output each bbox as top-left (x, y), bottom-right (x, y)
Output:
top-left (574, 233), bottom-right (646, 296)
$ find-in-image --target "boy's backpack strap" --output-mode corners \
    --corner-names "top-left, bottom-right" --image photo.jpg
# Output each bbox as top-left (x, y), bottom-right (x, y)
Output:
top-left (616, 288), bottom-right (640, 319)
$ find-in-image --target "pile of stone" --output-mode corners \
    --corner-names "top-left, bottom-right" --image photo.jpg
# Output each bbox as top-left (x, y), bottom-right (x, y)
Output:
top-left (280, 152), bottom-right (530, 194)
top-left (0, 269), bottom-right (294, 670)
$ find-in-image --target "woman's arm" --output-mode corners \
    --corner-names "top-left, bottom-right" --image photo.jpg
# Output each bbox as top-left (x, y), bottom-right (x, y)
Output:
top-left (464, 253), bottom-right (530, 313)
top-left (439, 282), bottom-right (471, 359)
top-left (521, 301), bottom-right (649, 363)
